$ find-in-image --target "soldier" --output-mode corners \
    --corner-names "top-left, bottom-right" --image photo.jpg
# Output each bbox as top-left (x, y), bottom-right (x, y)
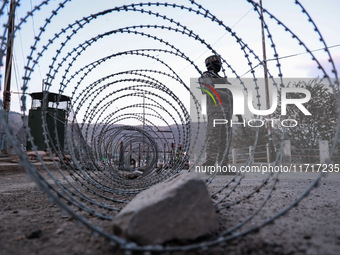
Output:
top-left (199, 55), bottom-right (233, 167)
top-left (130, 157), bottom-right (136, 168)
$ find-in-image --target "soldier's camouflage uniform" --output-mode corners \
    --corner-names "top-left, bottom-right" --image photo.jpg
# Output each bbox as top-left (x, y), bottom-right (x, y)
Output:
top-left (199, 71), bottom-right (233, 166)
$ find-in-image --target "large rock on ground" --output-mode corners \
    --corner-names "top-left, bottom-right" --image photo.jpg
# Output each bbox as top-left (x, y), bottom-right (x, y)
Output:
top-left (113, 172), bottom-right (219, 244)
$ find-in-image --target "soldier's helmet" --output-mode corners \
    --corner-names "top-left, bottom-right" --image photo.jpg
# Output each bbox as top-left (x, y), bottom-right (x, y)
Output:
top-left (205, 55), bottom-right (222, 73)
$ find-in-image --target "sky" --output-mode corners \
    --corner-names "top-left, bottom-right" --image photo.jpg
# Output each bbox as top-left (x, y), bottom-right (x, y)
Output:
top-left (1, 0), bottom-right (339, 125)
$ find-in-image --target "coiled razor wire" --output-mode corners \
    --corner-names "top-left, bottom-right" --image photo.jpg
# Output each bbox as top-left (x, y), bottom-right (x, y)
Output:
top-left (0, 0), bottom-right (339, 253)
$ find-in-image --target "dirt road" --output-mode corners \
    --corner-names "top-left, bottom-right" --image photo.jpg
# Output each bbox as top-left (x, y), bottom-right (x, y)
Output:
top-left (1, 168), bottom-right (340, 255)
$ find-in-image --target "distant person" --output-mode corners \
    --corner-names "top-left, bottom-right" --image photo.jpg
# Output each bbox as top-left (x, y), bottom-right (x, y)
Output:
top-left (130, 157), bottom-right (136, 168)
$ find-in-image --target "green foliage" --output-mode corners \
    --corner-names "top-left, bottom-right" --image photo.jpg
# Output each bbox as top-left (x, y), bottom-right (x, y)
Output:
top-left (281, 79), bottom-right (337, 148)
top-left (231, 79), bottom-right (338, 163)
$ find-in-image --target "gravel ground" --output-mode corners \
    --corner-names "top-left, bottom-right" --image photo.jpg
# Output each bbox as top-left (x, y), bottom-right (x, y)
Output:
top-left (1, 168), bottom-right (340, 255)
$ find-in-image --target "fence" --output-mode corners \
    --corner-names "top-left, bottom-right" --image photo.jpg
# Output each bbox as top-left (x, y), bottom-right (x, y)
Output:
top-left (230, 140), bottom-right (340, 164)
top-left (231, 144), bottom-right (270, 164)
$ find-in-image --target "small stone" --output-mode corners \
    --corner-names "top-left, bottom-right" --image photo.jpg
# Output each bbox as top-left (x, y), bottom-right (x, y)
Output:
top-left (303, 234), bottom-right (312, 240)
top-left (125, 172), bottom-right (141, 179)
top-left (26, 230), bottom-right (42, 239)
top-left (55, 228), bottom-right (64, 235)
top-left (113, 172), bottom-right (219, 245)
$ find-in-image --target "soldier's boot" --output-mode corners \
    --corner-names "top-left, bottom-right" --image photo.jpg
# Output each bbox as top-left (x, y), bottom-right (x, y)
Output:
top-left (203, 150), bottom-right (218, 167)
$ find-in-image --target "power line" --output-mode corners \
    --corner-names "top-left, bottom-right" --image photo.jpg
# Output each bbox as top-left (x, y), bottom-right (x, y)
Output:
top-left (175, 7), bottom-right (254, 76)
top-left (29, 0), bottom-right (37, 37)
top-left (240, 43), bottom-right (340, 77)
top-left (209, 8), bottom-right (253, 49)
top-left (267, 43), bottom-right (340, 62)
top-left (29, 0), bottom-right (43, 81)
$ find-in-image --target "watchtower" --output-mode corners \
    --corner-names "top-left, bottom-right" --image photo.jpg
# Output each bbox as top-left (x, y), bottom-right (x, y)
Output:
top-left (26, 91), bottom-right (71, 152)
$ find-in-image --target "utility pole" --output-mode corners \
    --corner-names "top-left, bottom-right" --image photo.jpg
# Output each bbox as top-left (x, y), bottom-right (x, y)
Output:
top-left (260, 0), bottom-right (275, 162)
top-left (3, 0), bottom-right (15, 117)
top-left (142, 92), bottom-right (145, 166)
top-left (2, 0), bottom-right (16, 154)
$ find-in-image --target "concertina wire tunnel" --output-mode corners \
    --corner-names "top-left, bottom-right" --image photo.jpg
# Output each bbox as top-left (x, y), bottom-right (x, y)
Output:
top-left (0, 0), bottom-right (339, 253)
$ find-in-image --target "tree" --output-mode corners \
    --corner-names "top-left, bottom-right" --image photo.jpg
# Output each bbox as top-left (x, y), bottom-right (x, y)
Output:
top-left (231, 79), bottom-right (338, 163)
top-left (276, 79), bottom-right (338, 162)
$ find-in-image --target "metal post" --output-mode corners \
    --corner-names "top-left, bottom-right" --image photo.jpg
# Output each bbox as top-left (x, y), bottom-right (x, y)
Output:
top-left (3, 0), bottom-right (15, 114)
top-left (171, 142), bottom-right (174, 165)
top-left (319, 140), bottom-right (330, 164)
top-left (232, 148), bottom-right (236, 164)
top-left (142, 93), bottom-right (145, 165)
top-left (130, 143), bottom-right (132, 163)
top-left (164, 143), bottom-right (166, 163)
top-left (2, 0), bottom-right (16, 154)
top-left (119, 141), bottom-right (124, 169)
top-left (266, 143), bottom-right (270, 163)
top-left (138, 143), bottom-right (141, 167)
top-left (283, 140), bottom-right (291, 163)
top-left (146, 146), bottom-right (149, 165)
top-left (260, 0), bottom-right (275, 162)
